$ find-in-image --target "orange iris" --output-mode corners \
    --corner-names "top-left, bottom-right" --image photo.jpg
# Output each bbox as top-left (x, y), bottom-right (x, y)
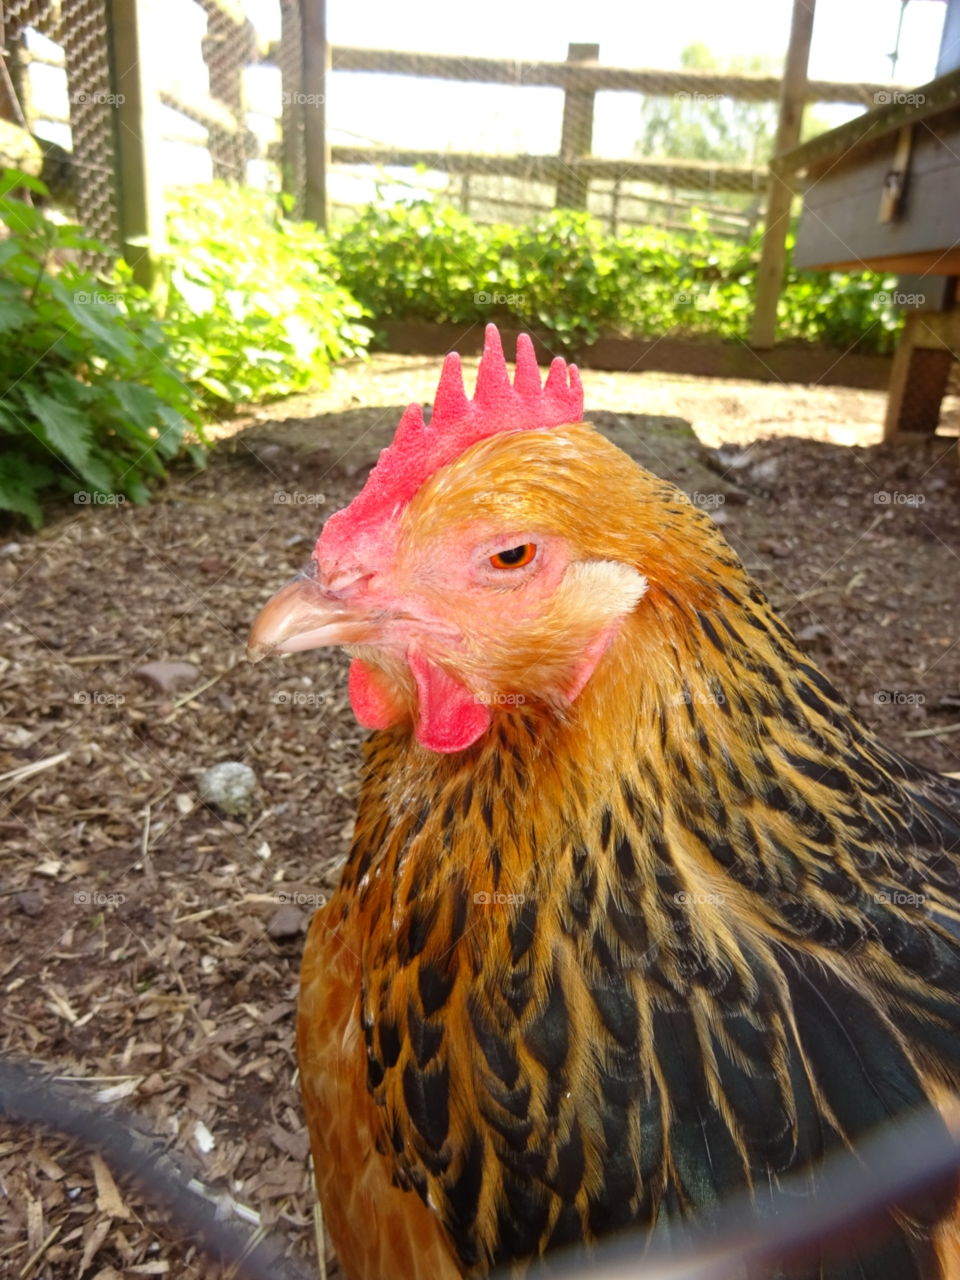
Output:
top-left (489, 544), bottom-right (537, 570)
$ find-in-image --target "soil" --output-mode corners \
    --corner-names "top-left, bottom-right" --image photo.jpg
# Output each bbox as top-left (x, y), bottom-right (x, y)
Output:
top-left (1, 353), bottom-right (959, 1279)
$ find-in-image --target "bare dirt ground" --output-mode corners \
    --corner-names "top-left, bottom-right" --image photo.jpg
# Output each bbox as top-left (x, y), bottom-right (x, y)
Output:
top-left (1, 353), bottom-right (959, 1279)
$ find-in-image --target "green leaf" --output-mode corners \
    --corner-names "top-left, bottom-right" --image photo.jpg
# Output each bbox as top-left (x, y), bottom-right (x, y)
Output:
top-left (0, 452), bottom-right (52, 527)
top-left (22, 384), bottom-right (96, 479)
top-left (0, 295), bottom-right (34, 334)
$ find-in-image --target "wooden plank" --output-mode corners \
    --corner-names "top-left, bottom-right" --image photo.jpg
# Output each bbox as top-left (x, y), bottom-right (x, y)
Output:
top-left (750, 0), bottom-right (816, 348)
top-left (774, 66), bottom-right (960, 178)
top-left (937, 0), bottom-right (960, 75)
top-left (379, 320), bottom-right (893, 390)
top-left (302, 0), bottom-right (329, 227)
top-left (792, 114), bottom-right (960, 271)
top-left (883, 310), bottom-right (959, 437)
top-left (105, 0), bottom-right (165, 285)
top-left (330, 46), bottom-right (906, 106)
top-left (279, 0), bottom-right (306, 217)
top-left (330, 146), bottom-right (767, 193)
top-left (556, 43), bottom-right (597, 209)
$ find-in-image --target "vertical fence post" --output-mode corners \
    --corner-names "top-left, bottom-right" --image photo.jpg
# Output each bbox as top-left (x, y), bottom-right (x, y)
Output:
top-left (278, 0), bottom-right (306, 217)
top-left (749, 0), bottom-right (816, 348)
top-left (105, 0), bottom-right (164, 285)
top-left (301, 0), bottom-right (328, 227)
top-left (555, 42), bottom-right (597, 210)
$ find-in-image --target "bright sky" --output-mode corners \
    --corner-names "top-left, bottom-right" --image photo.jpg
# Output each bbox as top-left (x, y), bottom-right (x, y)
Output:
top-left (246, 0), bottom-right (948, 160)
top-left (246, 0), bottom-right (945, 81)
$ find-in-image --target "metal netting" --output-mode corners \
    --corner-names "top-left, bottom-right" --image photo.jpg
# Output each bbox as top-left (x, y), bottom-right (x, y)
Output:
top-left (3, 0), bottom-right (306, 259)
top-left (3, 0), bottom-right (121, 260)
top-left (321, 42), bottom-right (913, 238)
top-left (1, 3), bottom-right (919, 257)
top-left (277, 0), bottom-right (306, 218)
top-left (197, 0), bottom-right (259, 181)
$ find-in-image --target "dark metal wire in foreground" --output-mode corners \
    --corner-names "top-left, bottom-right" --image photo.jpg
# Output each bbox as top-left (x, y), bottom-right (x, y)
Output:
top-left (531, 1105), bottom-right (960, 1279)
top-left (3, 1054), bottom-right (959, 1279)
top-left (0, 1055), bottom-right (314, 1280)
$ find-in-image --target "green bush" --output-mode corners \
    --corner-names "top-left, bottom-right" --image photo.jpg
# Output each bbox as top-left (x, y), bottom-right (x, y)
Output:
top-left (332, 200), bottom-right (901, 355)
top-left (161, 185), bottom-right (371, 406)
top-left (0, 171), bottom-right (204, 527)
top-left (0, 178), bottom-right (372, 525)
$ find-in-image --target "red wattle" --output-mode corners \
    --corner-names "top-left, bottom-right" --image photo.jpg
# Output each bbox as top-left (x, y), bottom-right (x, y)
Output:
top-left (408, 648), bottom-right (490, 753)
top-left (348, 659), bottom-right (401, 730)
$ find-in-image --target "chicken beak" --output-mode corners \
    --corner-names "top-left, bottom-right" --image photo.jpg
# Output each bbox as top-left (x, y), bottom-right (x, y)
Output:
top-left (247, 571), bottom-right (375, 661)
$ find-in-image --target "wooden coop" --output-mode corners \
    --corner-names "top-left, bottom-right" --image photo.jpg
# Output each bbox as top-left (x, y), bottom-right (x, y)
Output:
top-left (780, 0), bottom-right (960, 439)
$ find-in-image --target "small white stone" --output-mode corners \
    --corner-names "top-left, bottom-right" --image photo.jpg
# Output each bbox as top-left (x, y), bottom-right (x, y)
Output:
top-left (198, 762), bottom-right (257, 816)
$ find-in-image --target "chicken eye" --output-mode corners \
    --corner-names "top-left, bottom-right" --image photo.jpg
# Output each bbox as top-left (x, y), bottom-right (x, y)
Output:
top-left (489, 544), bottom-right (536, 570)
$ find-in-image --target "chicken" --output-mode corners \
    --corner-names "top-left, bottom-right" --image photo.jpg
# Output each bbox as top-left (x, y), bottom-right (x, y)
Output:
top-left (249, 325), bottom-right (960, 1280)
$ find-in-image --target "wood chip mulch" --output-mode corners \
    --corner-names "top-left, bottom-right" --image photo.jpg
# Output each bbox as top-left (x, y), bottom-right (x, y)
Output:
top-left (1, 355), bottom-right (958, 1278)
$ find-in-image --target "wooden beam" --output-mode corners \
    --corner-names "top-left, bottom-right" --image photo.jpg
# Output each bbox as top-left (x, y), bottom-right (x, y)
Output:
top-left (330, 146), bottom-right (767, 193)
top-left (556, 43), bottom-right (598, 209)
top-left (774, 66), bottom-right (960, 178)
top-left (105, 0), bottom-right (165, 283)
top-left (279, 0), bottom-right (306, 217)
top-left (750, 0), bottom-right (816, 349)
top-left (302, 0), bottom-right (328, 228)
top-left (379, 319), bottom-right (893, 390)
top-left (883, 310), bottom-right (959, 437)
top-left (329, 46), bottom-right (907, 106)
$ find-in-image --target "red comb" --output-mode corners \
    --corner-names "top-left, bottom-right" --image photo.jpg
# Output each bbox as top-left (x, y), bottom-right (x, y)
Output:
top-left (317, 325), bottom-right (582, 565)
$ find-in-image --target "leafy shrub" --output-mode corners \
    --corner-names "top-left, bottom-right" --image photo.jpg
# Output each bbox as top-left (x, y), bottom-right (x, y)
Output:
top-left (332, 200), bottom-right (900, 355)
top-left (162, 185), bottom-right (371, 406)
top-left (0, 171), bottom-right (204, 526)
top-left (0, 178), bottom-right (372, 525)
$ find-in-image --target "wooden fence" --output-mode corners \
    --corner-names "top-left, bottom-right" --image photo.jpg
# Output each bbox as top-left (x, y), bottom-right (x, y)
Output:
top-left (2, 0), bottom-right (910, 347)
top-left (315, 22), bottom-right (908, 341)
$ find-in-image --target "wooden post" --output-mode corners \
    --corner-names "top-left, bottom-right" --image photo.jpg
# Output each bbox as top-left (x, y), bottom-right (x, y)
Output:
top-left (555, 42), bottom-right (598, 210)
top-left (301, 0), bottom-right (329, 228)
top-left (883, 310), bottom-right (959, 438)
top-left (749, 0), bottom-right (816, 348)
top-left (278, 0), bottom-right (305, 217)
top-left (105, 0), bottom-right (165, 285)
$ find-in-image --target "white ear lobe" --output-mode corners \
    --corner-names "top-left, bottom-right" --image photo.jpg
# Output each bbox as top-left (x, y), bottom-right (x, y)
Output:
top-left (559, 560), bottom-right (648, 623)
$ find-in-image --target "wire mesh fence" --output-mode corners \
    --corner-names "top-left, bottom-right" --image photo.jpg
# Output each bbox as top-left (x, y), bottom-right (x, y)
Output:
top-left (1, 0), bottom-right (915, 261)
top-left (2, 0), bottom-right (306, 259)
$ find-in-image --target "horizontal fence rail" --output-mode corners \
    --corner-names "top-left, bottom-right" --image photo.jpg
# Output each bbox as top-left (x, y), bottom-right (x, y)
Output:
top-left (330, 46), bottom-right (905, 107)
